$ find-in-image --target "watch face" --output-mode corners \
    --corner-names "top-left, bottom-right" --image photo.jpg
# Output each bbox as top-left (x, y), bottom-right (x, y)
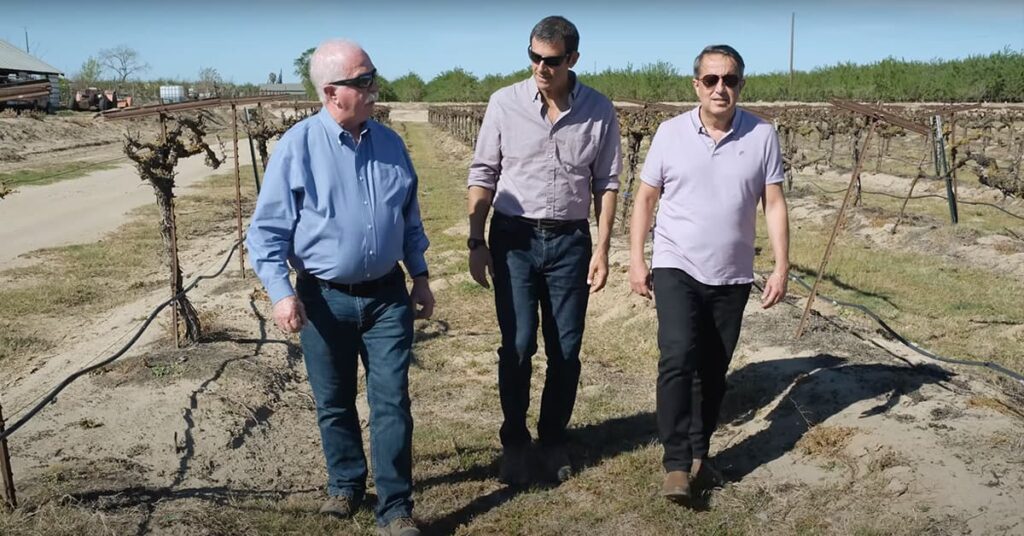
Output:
top-left (467, 238), bottom-right (484, 250)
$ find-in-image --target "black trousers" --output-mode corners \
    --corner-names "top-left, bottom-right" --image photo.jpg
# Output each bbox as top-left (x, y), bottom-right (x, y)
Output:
top-left (653, 268), bottom-right (751, 472)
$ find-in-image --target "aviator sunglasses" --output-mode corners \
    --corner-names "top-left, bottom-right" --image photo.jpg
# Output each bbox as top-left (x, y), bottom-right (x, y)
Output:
top-left (527, 47), bottom-right (570, 67)
top-left (698, 73), bottom-right (742, 89)
top-left (328, 69), bottom-right (377, 89)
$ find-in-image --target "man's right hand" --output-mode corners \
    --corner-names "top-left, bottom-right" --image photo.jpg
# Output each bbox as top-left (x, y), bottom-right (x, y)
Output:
top-left (469, 246), bottom-right (494, 289)
top-left (272, 295), bottom-right (307, 333)
top-left (629, 260), bottom-right (653, 299)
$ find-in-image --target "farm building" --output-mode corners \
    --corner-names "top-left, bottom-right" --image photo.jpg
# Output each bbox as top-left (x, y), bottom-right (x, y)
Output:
top-left (0, 39), bottom-right (63, 111)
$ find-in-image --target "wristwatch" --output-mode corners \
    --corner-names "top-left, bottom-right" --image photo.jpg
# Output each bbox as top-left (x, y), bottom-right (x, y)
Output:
top-left (467, 237), bottom-right (487, 250)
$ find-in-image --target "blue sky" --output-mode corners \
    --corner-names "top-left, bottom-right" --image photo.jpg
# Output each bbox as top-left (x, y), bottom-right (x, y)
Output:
top-left (1, 0), bottom-right (1021, 84)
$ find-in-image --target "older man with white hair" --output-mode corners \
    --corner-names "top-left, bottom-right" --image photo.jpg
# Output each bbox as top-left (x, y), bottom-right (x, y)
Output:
top-left (247, 39), bottom-right (432, 536)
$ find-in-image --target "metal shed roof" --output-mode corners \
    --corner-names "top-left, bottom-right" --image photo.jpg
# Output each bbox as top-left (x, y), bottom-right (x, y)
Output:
top-left (0, 39), bottom-right (62, 76)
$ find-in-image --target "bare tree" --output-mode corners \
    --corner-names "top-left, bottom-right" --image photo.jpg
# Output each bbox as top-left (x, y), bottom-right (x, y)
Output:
top-left (124, 112), bottom-right (222, 344)
top-left (196, 67), bottom-right (223, 98)
top-left (73, 57), bottom-right (103, 88)
top-left (267, 72), bottom-right (278, 84)
top-left (100, 45), bottom-right (149, 84)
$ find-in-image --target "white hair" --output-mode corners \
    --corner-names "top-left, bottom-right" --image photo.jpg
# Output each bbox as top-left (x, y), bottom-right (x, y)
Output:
top-left (309, 39), bottom-right (365, 104)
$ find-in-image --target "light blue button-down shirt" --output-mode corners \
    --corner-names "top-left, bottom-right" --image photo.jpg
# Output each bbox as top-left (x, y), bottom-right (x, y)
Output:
top-left (246, 108), bottom-right (429, 304)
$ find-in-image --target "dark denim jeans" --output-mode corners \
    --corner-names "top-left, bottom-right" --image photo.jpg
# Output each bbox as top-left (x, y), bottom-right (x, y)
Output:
top-left (296, 273), bottom-right (414, 526)
top-left (652, 268), bottom-right (751, 471)
top-left (489, 212), bottom-right (592, 448)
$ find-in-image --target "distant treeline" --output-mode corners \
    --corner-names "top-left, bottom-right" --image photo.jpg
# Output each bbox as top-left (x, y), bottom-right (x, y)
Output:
top-left (373, 50), bottom-right (1023, 103)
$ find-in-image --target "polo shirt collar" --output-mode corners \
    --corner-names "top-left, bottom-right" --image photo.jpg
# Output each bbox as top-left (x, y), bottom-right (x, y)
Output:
top-left (690, 106), bottom-right (744, 136)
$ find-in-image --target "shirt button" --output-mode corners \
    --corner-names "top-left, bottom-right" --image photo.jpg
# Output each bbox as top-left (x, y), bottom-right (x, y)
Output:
top-left (367, 224), bottom-right (372, 229)
top-left (369, 250), bottom-right (374, 255)
top-left (363, 201), bottom-right (368, 205)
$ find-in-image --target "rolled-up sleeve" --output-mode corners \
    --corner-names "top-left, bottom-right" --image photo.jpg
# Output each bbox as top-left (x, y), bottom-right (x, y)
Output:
top-left (246, 143), bottom-right (301, 305)
top-left (592, 105), bottom-right (622, 192)
top-left (401, 148), bottom-right (430, 277)
top-left (467, 93), bottom-right (502, 190)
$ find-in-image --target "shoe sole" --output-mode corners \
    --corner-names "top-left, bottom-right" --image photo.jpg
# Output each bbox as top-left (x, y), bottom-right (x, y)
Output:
top-left (661, 488), bottom-right (692, 504)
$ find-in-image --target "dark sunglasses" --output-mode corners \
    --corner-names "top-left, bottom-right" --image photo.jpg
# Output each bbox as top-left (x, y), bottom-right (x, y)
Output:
top-left (328, 69), bottom-right (377, 89)
top-left (527, 47), bottom-right (569, 67)
top-left (698, 73), bottom-right (741, 88)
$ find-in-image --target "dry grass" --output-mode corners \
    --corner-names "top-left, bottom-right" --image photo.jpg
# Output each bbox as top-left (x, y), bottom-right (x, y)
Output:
top-left (797, 425), bottom-right (858, 457)
top-left (0, 160), bottom-right (121, 188)
top-left (755, 208), bottom-right (1024, 371)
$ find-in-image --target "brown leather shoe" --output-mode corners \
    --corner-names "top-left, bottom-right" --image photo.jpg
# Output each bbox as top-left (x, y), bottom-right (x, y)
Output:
top-left (500, 443), bottom-right (531, 486)
top-left (377, 516), bottom-right (420, 536)
top-left (318, 495), bottom-right (357, 518)
top-left (691, 458), bottom-right (726, 493)
top-left (661, 470), bottom-right (691, 503)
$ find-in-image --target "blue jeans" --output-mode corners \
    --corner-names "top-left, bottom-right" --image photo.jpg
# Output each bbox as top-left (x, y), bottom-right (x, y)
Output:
top-left (296, 271), bottom-right (414, 525)
top-left (489, 212), bottom-right (592, 447)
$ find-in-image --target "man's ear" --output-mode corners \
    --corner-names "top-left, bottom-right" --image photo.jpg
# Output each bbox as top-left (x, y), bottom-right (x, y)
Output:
top-left (567, 51), bottom-right (581, 69)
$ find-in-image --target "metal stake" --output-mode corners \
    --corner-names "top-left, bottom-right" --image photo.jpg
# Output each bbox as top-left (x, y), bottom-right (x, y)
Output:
top-left (933, 115), bottom-right (958, 224)
top-left (796, 119), bottom-right (877, 338)
top-left (232, 104), bottom-right (246, 278)
top-left (0, 402), bottom-right (17, 510)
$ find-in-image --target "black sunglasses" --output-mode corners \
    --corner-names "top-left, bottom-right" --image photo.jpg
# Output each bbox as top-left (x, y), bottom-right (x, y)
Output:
top-left (527, 47), bottom-right (570, 67)
top-left (328, 69), bottom-right (377, 89)
top-left (697, 73), bottom-right (741, 89)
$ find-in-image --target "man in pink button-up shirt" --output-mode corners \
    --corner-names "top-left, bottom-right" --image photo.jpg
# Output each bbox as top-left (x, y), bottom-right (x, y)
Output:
top-left (466, 15), bottom-right (622, 486)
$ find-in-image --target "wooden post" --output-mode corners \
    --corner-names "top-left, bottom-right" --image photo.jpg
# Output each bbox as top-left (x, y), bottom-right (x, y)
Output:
top-left (232, 104), bottom-right (246, 278)
top-left (0, 402), bottom-right (17, 510)
top-left (796, 119), bottom-right (877, 338)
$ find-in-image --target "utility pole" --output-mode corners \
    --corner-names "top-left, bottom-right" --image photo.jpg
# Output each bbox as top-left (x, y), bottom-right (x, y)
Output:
top-left (23, 27), bottom-right (29, 54)
top-left (789, 12), bottom-right (795, 97)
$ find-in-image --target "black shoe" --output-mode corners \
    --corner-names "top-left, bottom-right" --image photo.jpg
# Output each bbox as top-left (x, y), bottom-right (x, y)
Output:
top-left (540, 443), bottom-right (572, 483)
top-left (500, 443), bottom-right (531, 486)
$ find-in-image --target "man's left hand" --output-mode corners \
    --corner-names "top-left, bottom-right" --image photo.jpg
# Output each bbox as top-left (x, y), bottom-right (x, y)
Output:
top-left (587, 251), bottom-right (609, 294)
top-left (410, 276), bottom-right (435, 319)
top-left (761, 269), bottom-right (788, 309)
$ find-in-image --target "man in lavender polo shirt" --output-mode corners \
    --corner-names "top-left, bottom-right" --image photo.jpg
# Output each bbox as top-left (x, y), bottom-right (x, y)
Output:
top-left (628, 44), bottom-right (790, 503)
top-left (466, 16), bottom-right (622, 485)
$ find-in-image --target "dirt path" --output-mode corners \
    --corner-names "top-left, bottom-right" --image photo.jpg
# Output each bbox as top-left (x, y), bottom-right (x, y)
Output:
top-left (0, 146), bottom-right (259, 271)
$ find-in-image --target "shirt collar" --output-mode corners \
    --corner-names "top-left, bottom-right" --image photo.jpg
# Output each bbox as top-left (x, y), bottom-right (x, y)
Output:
top-left (529, 71), bottom-right (581, 105)
top-left (316, 106), bottom-right (372, 142)
top-left (690, 106), bottom-right (743, 136)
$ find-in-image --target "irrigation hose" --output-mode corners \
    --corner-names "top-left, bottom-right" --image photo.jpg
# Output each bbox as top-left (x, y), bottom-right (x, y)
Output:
top-left (0, 240), bottom-right (243, 443)
top-left (773, 270), bottom-right (1024, 384)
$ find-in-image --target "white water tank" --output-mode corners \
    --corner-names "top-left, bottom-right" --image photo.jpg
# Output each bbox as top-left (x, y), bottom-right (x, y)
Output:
top-left (159, 85), bottom-right (186, 103)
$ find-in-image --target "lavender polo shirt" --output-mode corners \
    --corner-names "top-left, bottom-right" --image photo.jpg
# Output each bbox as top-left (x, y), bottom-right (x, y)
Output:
top-left (640, 107), bottom-right (784, 286)
top-left (468, 75), bottom-right (622, 220)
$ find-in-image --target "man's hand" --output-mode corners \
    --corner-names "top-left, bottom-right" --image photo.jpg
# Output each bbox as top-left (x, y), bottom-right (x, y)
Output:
top-left (469, 246), bottom-right (493, 289)
top-left (410, 276), bottom-right (435, 319)
top-left (761, 269), bottom-right (788, 309)
top-left (272, 295), bottom-right (307, 333)
top-left (629, 260), bottom-right (653, 299)
top-left (587, 250), bottom-right (609, 293)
